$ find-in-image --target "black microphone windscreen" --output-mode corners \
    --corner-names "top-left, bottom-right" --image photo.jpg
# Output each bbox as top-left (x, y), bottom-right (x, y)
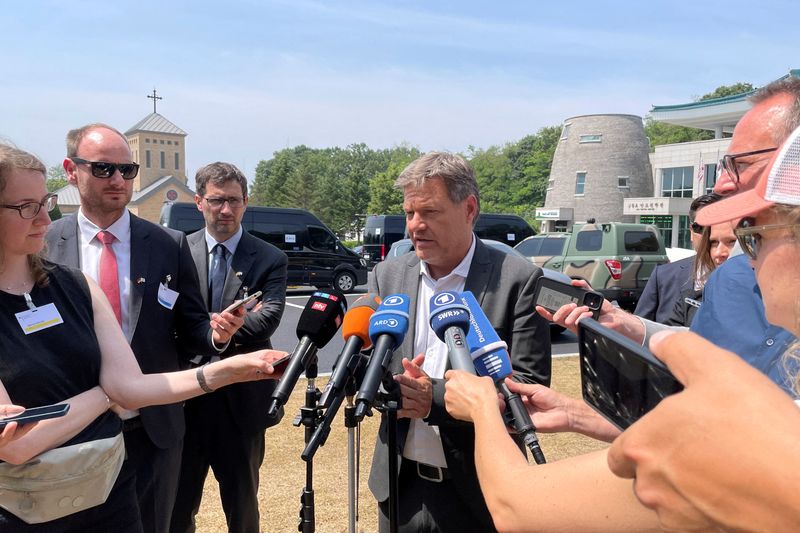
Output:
top-left (295, 289), bottom-right (347, 347)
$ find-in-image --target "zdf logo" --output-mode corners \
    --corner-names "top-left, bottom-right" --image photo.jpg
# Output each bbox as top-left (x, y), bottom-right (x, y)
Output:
top-left (383, 295), bottom-right (405, 306)
top-left (434, 293), bottom-right (456, 306)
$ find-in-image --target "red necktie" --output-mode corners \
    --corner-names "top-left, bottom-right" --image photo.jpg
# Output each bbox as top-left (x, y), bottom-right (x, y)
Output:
top-left (97, 231), bottom-right (122, 325)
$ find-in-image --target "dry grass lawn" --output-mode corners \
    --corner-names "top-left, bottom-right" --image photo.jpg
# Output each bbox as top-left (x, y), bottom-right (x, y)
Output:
top-left (194, 356), bottom-right (607, 532)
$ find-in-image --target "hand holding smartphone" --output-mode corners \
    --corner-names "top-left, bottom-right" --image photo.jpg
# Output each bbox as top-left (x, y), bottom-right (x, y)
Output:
top-left (223, 291), bottom-right (263, 314)
top-left (0, 403), bottom-right (70, 428)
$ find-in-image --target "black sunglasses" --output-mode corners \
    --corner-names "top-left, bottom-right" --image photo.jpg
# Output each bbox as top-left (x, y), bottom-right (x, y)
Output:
top-left (690, 222), bottom-right (703, 234)
top-left (71, 157), bottom-right (140, 180)
top-left (719, 147), bottom-right (777, 190)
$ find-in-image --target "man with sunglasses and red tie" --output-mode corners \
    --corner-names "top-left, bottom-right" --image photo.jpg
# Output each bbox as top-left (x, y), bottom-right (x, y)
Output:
top-left (45, 123), bottom-right (245, 533)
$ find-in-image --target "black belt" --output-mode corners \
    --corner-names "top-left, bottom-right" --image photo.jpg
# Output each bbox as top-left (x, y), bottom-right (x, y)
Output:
top-left (407, 460), bottom-right (451, 482)
top-left (122, 417), bottom-right (144, 433)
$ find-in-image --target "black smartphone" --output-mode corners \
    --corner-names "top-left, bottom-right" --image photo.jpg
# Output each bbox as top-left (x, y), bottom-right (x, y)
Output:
top-left (534, 271), bottom-right (603, 319)
top-left (270, 355), bottom-right (290, 373)
top-left (223, 291), bottom-right (263, 314)
top-left (0, 403), bottom-right (70, 428)
top-left (578, 318), bottom-right (683, 430)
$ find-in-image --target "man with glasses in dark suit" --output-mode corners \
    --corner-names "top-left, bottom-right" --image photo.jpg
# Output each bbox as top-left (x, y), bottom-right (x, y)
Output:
top-left (170, 162), bottom-right (287, 533)
top-left (45, 123), bottom-right (244, 533)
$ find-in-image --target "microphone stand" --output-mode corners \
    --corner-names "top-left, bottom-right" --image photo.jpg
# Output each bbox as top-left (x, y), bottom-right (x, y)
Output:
top-left (343, 393), bottom-right (359, 533)
top-left (374, 372), bottom-right (402, 533)
top-left (294, 357), bottom-right (321, 533)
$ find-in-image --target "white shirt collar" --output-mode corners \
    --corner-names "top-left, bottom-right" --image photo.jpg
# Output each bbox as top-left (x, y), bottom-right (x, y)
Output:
top-left (77, 208), bottom-right (131, 245)
top-left (419, 234), bottom-right (476, 283)
top-left (204, 225), bottom-right (243, 256)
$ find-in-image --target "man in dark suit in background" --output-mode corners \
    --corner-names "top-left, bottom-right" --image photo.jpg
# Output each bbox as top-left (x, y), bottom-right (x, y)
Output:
top-left (46, 123), bottom-right (244, 533)
top-left (368, 152), bottom-right (551, 532)
top-left (170, 162), bottom-right (288, 533)
top-left (634, 193), bottom-right (721, 323)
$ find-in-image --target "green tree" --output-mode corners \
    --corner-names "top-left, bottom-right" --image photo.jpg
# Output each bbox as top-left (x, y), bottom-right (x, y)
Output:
top-left (46, 164), bottom-right (68, 192)
top-left (698, 82), bottom-right (754, 101)
top-left (367, 146), bottom-right (420, 215)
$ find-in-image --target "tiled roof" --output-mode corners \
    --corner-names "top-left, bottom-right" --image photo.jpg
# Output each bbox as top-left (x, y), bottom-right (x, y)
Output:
top-left (125, 113), bottom-right (187, 136)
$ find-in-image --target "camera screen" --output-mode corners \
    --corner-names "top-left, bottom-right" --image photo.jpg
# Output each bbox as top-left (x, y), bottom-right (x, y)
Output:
top-left (579, 322), bottom-right (683, 430)
top-left (535, 285), bottom-right (579, 312)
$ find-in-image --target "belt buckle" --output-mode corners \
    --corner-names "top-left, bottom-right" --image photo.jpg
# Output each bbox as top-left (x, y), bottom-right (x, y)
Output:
top-left (416, 462), bottom-right (444, 483)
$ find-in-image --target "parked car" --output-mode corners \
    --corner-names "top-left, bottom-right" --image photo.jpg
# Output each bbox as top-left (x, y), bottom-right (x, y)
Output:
top-left (474, 213), bottom-right (536, 248)
top-left (514, 222), bottom-right (668, 309)
top-left (159, 202), bottom-right (368, 293)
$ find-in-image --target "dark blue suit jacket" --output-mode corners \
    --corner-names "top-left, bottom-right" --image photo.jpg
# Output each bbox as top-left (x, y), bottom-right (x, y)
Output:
top-left (634, 256), bottom-right (695, 324)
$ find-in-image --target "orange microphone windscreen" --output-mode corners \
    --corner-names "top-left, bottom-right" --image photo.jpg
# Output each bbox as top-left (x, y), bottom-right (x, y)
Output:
top-left (341, 293), bottom-right (381, 349)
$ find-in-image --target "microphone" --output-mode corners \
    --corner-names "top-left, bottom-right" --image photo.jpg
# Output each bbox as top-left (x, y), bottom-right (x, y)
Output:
top-left (429, 291), bottom-right (476, 374)
top-left (318, 293), bottom-right (381, 409)
top-left (353, 294), bottom-right (410, 421)
top-left (267, 290), bottom-right (347, 418)
top-left (460, 291), bottom-right (547, 464)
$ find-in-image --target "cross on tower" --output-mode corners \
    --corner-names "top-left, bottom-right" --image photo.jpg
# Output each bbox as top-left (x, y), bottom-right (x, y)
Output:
top-left (147, 88), bottom-right (163, 113)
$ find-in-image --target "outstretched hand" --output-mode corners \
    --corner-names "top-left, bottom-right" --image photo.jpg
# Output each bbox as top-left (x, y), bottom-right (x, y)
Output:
top-left (395, 354), bottom-right (433, 419)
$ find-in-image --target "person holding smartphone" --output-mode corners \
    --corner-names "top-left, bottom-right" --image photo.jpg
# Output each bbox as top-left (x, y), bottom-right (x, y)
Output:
top-left (442, 89), bottom-right (800, 531)
top-left (0, 143), bottom-right (287, 532)
top-left (170, 162), bottom-right (288, 533)
top-left (0, 402), bottom-right (37, 447)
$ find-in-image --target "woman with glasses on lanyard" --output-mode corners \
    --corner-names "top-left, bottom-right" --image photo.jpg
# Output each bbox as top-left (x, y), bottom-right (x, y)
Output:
top-left (0, 143), bottom-right (286, 531)
top-left (443, 126), bottom-right (800, 532)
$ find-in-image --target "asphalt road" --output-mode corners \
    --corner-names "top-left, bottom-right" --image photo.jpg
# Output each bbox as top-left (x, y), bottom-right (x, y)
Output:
top-left (270, 286), bottom-right (579, 375)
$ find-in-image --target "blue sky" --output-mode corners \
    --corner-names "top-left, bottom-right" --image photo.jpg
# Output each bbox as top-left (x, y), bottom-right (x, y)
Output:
top-left (1, 0), bottom-right (797, 182)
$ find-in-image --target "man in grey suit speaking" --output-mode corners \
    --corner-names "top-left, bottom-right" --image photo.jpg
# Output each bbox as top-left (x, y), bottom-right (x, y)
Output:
top-left (367, 152), bottom-right (551, 532)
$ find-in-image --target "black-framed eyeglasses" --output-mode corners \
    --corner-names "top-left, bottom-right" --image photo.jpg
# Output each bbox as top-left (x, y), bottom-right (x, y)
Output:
top-left (204, 197), bottom-right (245, 209)
top-left (735, 218), bottom-right (800, 260)
top-left (0, 193), bottom-right (58, 219)
top-left (719, 147), bottom-right (777, 190)
top-left (690, 222), bottom-right (703, 234)
top-left (70, 157), bottom-right (140, 180)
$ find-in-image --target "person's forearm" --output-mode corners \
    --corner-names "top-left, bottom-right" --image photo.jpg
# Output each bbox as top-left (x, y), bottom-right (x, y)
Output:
top-left (568, 398), bottom-right (621, 442)
top-left (0, 386), bottom-right (110, 464)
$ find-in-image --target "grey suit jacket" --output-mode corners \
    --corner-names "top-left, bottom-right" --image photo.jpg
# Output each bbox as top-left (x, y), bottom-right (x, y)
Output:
top-left (45, 212), bottom-right (217, 448)
top-left (366, 237), bottom-right (551, 513)
top-left (634, 256), bottom-right (695, 324)
top-left (186, 229), bottom-right (288, 434)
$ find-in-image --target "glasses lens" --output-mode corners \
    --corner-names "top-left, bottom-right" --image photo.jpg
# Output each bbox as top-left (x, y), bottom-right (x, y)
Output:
top-left (89, 162), bottom-right (115, 178)
top-left (20, 202), bottom-right (40, 219)
top-left (118, 164), bottom-right (139, 180)
top-left (45, 195), bottom-right (58, 212)
top-left (691, 222), bottom-right (703, 234)
top-left (227, 198), bottom-right (243, 208)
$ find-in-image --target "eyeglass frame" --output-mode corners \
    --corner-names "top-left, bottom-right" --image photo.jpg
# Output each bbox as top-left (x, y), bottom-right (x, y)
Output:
top-left (0, 193), bottom-right (59, 220)
top-left (203, 196), bottom-right (245, 209)
top-left (719, 147), bottom-right (777, 190)
top-left (690, 221), bottom-right (704, 234)
top-left (734, 218), bottom-right (800, 260)
top-left (70, 157), bottom-right (140, 181)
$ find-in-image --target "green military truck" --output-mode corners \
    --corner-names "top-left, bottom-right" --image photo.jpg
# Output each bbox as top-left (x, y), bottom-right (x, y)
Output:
top-left (514, 222), bottom-right (668, 310)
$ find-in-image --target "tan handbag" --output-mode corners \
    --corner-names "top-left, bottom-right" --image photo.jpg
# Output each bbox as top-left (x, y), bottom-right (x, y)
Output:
top-left (0, 432), bottom-right (125, 524)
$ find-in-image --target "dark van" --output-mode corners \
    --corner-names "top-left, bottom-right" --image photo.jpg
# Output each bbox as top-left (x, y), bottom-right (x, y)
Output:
top-left (362, 215), bottom-right (406, 265)
top-left (159, 202), bottom-right (368, 292)
top-left (474, 213), bottom-right (536, 247)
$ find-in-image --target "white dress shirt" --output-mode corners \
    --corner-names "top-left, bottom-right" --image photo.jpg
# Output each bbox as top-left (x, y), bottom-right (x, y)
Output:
top-left (402, 235), bottom-right (476, 468)
top-left (77, 209), bottom-right (133, 340)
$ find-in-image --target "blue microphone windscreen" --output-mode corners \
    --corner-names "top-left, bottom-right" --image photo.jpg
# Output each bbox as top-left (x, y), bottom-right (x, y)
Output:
top-left (429, 291), bottom-right (471, 341)
top-left (368, 293), bottom-right (410, 347)
top-left (460, 291), bottom-right (513, 380)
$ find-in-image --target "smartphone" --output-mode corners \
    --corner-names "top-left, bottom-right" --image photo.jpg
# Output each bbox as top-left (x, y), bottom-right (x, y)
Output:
top-left (223, 291), bottom-right (263, 314)
top-left (0, 403), bottom-right (70, 428)
top-left (534, 270), bottom-right (603, 319)
top-left (270, 355), bottom-right (290, 373)
top-left (578, 318), bottom-right (683, 430)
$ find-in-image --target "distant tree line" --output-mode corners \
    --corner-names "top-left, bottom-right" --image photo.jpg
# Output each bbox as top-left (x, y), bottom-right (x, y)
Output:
top-left (250, 126), bottom-right (562, 238)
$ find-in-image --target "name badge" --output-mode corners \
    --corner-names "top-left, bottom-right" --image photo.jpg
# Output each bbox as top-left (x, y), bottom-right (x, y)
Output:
top-left (15, 303), bottom-right (64, 335)
top-left (158, 283), bottom-right (179, 310)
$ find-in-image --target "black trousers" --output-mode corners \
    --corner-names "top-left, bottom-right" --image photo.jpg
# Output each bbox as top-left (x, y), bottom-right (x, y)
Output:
top-left (378, 460), bottom-right (497, 533)
top-left (123, 422), bottom-right (183, 533)
top-left (170, 392), bottom-right (266, 533)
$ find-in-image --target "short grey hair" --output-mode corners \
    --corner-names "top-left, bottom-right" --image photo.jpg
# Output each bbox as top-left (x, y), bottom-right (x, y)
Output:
top-left (749, 75), bottom-right (800, 145)
top-left (394, 151), bottom-right (480, 218)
